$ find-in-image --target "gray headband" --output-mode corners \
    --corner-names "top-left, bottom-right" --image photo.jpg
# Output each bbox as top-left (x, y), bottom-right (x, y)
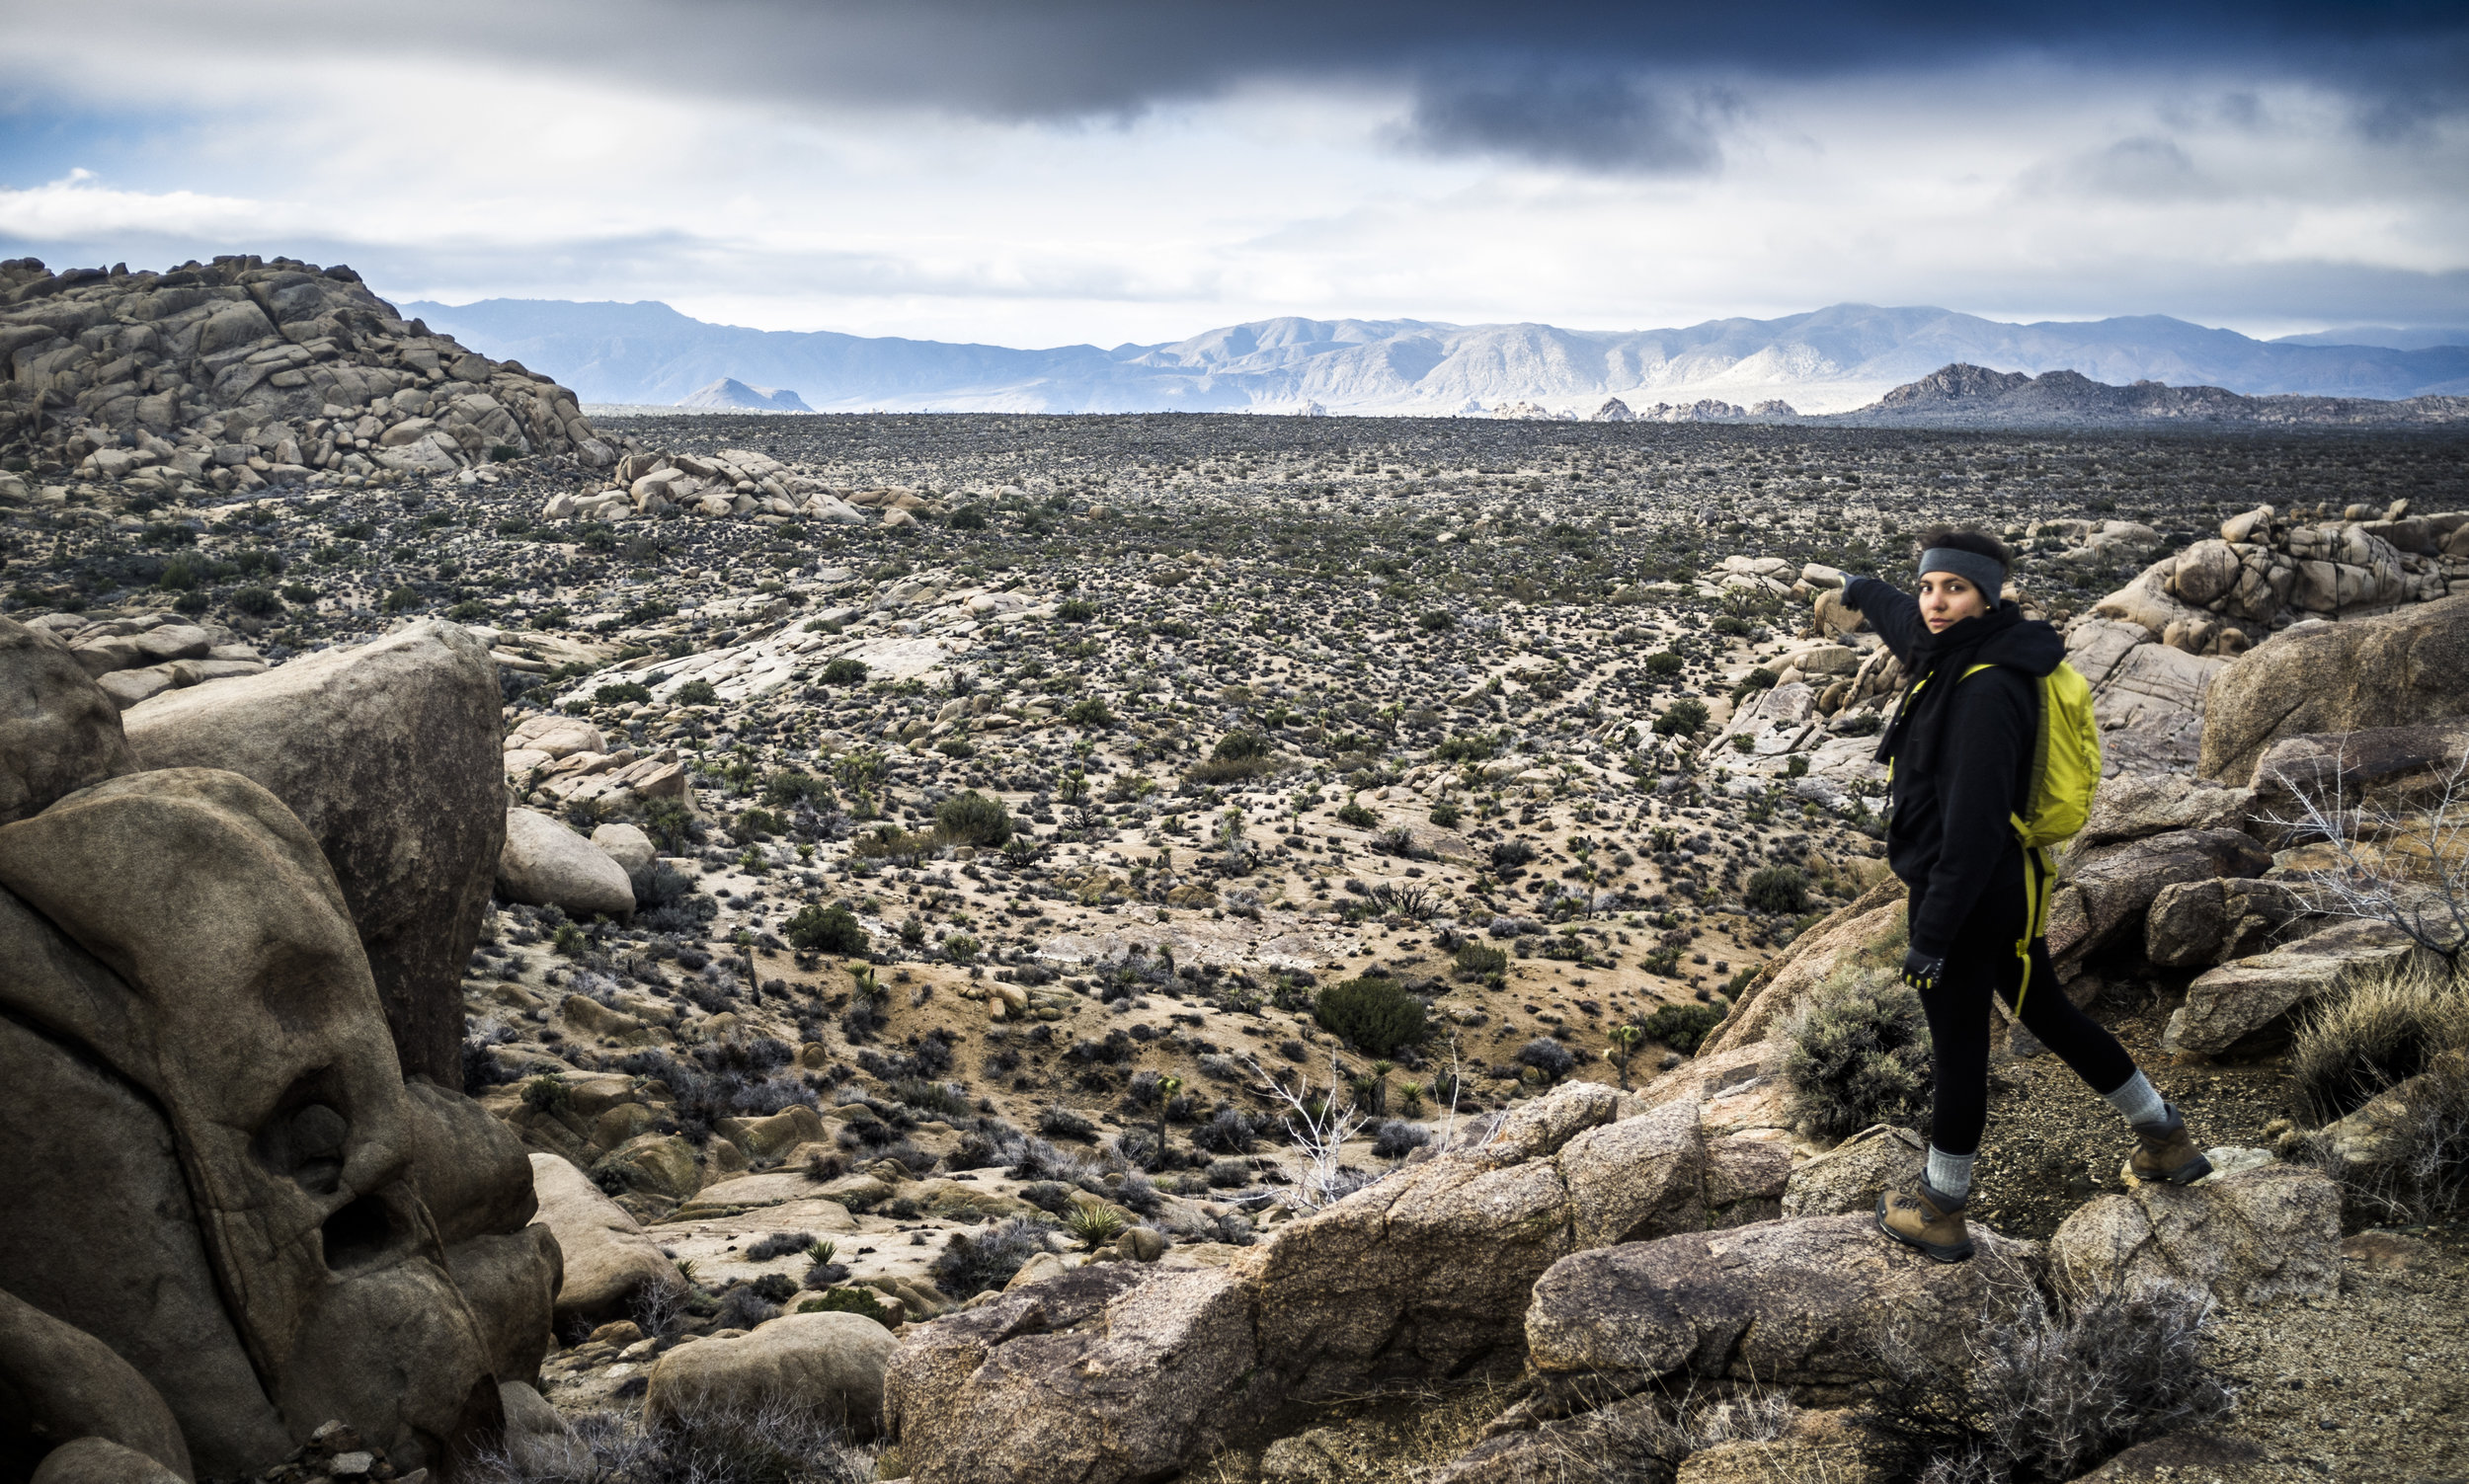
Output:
top-left (1917, 547), bottom-right (2005, 599)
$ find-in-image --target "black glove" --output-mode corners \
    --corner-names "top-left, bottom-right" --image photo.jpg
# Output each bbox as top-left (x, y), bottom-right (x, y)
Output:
top-left (1901, 949), bottom-right (1945, 994)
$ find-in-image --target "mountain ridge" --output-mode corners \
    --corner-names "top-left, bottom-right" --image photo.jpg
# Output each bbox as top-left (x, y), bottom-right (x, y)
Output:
top-left (399, 296), bottom-right (2469, 417)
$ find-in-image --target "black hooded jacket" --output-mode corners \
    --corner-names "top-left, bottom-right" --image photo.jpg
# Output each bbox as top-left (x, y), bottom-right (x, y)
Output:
top-left (1842, 576), bottom-right (2067, 958)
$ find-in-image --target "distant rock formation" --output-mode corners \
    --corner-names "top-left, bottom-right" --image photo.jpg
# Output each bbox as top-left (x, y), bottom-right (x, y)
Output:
top-left (677, 377), bottom-right (813, 412)
top-left (0, 256), bottom-right (618, 489)
top-left (1592, 398), bottom-right (1633, 422)
top-left (1845, 362), bottom-right (2469, 428)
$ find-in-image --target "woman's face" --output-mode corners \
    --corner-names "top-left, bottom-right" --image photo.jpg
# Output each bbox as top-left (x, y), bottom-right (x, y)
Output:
top-left (1919, 571), bottom-right (1992, 632)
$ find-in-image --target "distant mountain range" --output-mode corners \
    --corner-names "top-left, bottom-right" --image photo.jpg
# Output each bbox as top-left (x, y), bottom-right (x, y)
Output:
top-left (399, 297), bottom-right (2469, 417)
top-left (677, 377), bottom-right (813, 412)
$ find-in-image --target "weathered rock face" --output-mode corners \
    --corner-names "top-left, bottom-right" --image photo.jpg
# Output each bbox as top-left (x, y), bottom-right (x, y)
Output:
top-left (2142, 877), bottom-right (2310, 969)
top-left (0, 617), bottom-right (138, 825)
top-left (2074, 772), bottom-right (2251, 850)
top-left (0, 255), bottom-right (614, 483)
top-left (527, 1153), bottom-right (677, 1330)
top-left (2242, 724), bottom-right (2469, 832)
top-left (2048, 828), bottom-right (2272, 968)
top-left (2048, 1163), bottom-right (2342, 1306)
top-left (122, 620), bottom-right (505, 1087)
top-left (643, 1311), bottom-right (900, 1439)
top-left (2064, 617), bottom-right (2229, 773)
top-left (0, 1288), bottom-right (195, 1484)
top-left (2164, 918), bottom-right (2424, 1055)
top-left (497, 808), bottom-right (636, 919)
top-left (883, 1084), bottom-right (1784, 1484)
top-left (1525, 1214), bottom-right (2041, 1392)
top-left (0, 768), bottom-right (512, 1476)
top-left (1780, 1125), bottom-right (1927, 1218)
top-left (2198, 593), bottom-right (2469, 783)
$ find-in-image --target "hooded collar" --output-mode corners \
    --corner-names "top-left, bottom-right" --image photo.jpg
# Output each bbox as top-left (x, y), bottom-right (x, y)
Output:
top-left (1874, 600), bottom-right (2064, 764)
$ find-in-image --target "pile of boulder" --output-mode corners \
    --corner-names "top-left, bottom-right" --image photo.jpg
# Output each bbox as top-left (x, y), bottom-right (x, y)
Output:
top-left (0, 255), bottom-right (617, 495)
top-left (10, 610), bottom-right (270, 709)
top-left (541, 447), bottom-right (945, 528)
top-left (0, 616), bottom-right (557, 1481)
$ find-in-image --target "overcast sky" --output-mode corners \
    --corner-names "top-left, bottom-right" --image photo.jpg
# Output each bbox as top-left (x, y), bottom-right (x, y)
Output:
top-left (2, 1), bottom-right (2463, 347)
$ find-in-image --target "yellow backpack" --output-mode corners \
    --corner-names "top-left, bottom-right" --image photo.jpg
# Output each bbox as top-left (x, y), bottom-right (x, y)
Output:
top-left (1951, 660), bottom-right (2104, 1011)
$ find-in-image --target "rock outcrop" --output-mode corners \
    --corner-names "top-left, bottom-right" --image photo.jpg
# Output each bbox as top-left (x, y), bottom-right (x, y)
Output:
top-left (2199, 593), bottom-right (2469, 782)
top-left (121, 619), bottom-right (505, 1086)
top-left (0, 620), bottom-right (556, 1482)
top-left (642, 1311), bottom-right (899, 1438)
top-left (2049, 1163), bottom-right (2343, 1306)
top-left (883, 1083), bottom-right (1788, 1484)
top-left (0, 255), bottom-right (615, 488)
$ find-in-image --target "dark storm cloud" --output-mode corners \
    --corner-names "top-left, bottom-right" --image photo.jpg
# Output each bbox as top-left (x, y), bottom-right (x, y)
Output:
top-left (31, 0), bottom-right (2469, 171)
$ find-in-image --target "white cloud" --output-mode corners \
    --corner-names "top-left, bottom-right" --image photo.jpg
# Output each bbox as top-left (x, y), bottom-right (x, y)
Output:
top-left (0, 37), bottom-right (2463, 344)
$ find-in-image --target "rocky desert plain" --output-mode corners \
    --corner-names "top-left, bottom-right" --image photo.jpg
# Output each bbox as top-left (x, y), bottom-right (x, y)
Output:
top-left (5, 254), bottom-right (2469, 1484)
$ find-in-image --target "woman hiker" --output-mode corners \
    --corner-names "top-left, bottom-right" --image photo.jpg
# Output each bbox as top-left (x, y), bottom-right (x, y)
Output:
top-left (1839, 526), bottom-right (2210, 1263)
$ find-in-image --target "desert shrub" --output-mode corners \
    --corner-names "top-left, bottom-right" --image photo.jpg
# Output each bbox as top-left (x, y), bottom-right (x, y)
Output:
top-left (1730, 666), bottom-right (1778, 702)
top-left (462, 1038), bottom-right (513, 1090)
top-left (1653, 698), bottom-right (1710, 737)
top-left (923, 1210), bottom-right (1047, 1293)
top-left (467, 1401), bottom-right (872, 1484)
top-left (1745, 864), bottom-right (1809, 914)
top-left (743, 1229), bottom-right (816, 1263)
top-left (596, 679), bottom-right (653, 705)
top-left (1037, 1104), bottom-right (1097, 1140)
top-left (948, 504), bottom-right (988, 529)
top-left (1453, 940), bottom-right (1509, 980)
top-left (675, 678), bottom-right (718, 705)
top-left (1189, 1107), bottom-right (1258, 1155)
top-left (1371, 1120), bottom-right (1431, 1160)
top-left (1429, 800), bottom-right (1463, 827)
top-left (1874, 1280), bottom-right (2232, 1484)
top-left (1055, 598), bottom-right (1096, 623)
top-left (1515, 1037), bottom-right (1577, 1081)
top-left (1784, 968), bottom-right (1934, 1138)
top-left (785, 902), bottom-right (867, 955)
top-left (1836, 711), bottom-right (1884, 737)
top-left (1064, 1203), bottom-right (1128, 1248)
top-left (1643, 650), bottom-right (1687, 676)
top-left (933, 790), bottom-right (1013, 845)
top-left (798, 1286), bottom-right (890, 1323)
top-left (1333, 798), bottom-right (1379, 828)
top-left (1313, 976), bottom-right (1428, 1056)
top-left (229, 585), bottom-right (281, 616)
top-left (712, 1284), bottom-right (782, 1330)
top-left (1416, 609), bottom-right (1456, 631)
top-left (1065, 698), bottom-right (1115, 728)
top-left (820, 658), bottom-right (868, 684)
top-left (1640, 1001), bottom-right (1727, 1055)
top-left (1712, 614), bottom-right (1753, 638)
top-left (1489, 838), bottom-right (1535, 871)
top-left (2289, 958), bottom-right (2469, 1123)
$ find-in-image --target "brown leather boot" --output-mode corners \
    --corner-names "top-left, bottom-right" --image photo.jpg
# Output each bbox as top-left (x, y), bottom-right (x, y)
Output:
top-left (2128, 1104), bottom-right (2212, 1186)
top-left (1876, 1179), bottom-right (1974, 1264)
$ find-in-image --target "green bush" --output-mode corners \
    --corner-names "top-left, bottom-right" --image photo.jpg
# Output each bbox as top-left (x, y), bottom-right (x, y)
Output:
top-left (1639, 1001), bottom-right (1726, 1055)
top-left (1642, 651), bottom-right (1686, 676)
top-left (1712, 614), bottom-right (1753, 637)
top-left (797, 1287), bottom-right (890, 1322)
top-left (381, 585), bottom-right (423, 613)
top-left (1452, 940), bottom-right (1508, 981)
top-left (1065, 698), bottom-right (1115, 728)
top-left (1416, 610), bottom-right (1456, 631)
top-left (279, 582), bottom-right (317, 605)
top-left (1431, 732), bottom-right (1498, 762)
top-left (1334, 798), bottom-right (1379, 828)
top-left (786, 903), bottom-right (868, 955)
top-left (595, 680), bottom-right (653, 705)
top-left (156, 555), bottom-right (199, 590)
top-left (1314, 976), bottom-right (1428, 1057)
top-left (1745, 865), bottom-right (1809, 914)
top-left (820, 658), bottom-right (869, 684)
top-left (949, 505), bottom-right (989, 529)
top-left (941, 932), bottom-right (981, 965)
top-left (229, 585), bottom-right (281, 616)
top-left (1731, 666), bottom-right (1778, 701)
top-left (675, 678), bottom-right (718, 705)
top-left (1783, 969), bottom-right (1934, 1138)
top-left (1056, 598), bottom-right (1096, 623)
top-left (935, 790), bottom-right (1014, 845)
top-left (1429, 801), bottom-right (1463, 827)
top-left (1213, 731), bottom-right (1271, 761)
top-left (1653, 699), bottom-right (1709, 737)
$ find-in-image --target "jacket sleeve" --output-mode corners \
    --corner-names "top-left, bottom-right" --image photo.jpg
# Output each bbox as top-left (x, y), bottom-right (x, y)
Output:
top-left (1842, 577), bottom-right (1925, 667)
top-left (1907, 668), bottom-right (2035, 958)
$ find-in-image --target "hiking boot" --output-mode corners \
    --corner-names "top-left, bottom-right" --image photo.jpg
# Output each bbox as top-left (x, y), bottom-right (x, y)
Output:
top-left (2128, 1103), bottom-right (2212, 1186)
top-left (1876, 1179), bottom-right (1974, 1264)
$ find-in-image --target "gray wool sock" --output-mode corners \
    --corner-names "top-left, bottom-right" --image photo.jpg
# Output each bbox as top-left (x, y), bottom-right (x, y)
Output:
top-left (1925, 1145), bottom-right (1975, 1203)
top-left (2105, 1070), bottom-right (2169, 1129)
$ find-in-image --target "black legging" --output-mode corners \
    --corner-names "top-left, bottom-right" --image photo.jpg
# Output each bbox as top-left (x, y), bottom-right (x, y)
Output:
top-left (1910, 848), bottom-right (2138, 1157)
